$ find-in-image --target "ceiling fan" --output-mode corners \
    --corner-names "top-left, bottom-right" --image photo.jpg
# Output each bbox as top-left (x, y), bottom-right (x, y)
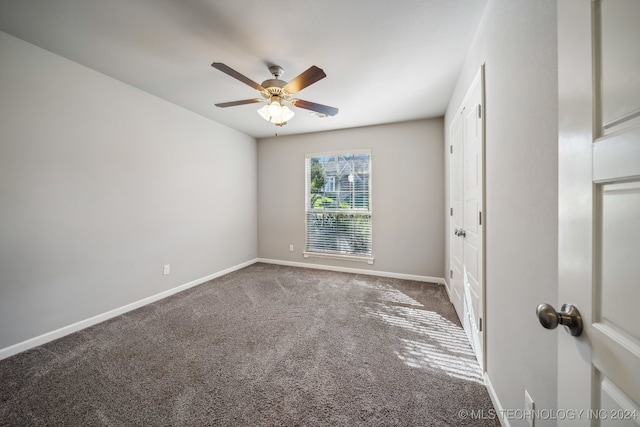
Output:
top-left (211, 62), bottom-right (339, 126)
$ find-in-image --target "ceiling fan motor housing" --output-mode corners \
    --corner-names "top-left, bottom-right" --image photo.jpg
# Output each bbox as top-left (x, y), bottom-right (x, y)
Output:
top-left (260, 65), bottom-right (288, 98)
top-left (260, 79), bottom-right (286, 98)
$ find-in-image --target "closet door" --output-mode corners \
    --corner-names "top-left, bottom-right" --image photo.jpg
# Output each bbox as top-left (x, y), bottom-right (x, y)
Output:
top-left (461, 71), bottom-right (484, 369)
top-left (449, 67), bottom-right (485, 368)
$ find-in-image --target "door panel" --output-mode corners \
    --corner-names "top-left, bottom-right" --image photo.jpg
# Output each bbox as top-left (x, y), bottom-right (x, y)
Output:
top-left (600, 0), bottom-right (640, 129)
top-left (465, 243), bottom-right (479, 281)
top-left (596, 372), bottom-right (640, 427)
top-left (597, 180), bottom-right (640, 345)
top-left (465, 200), bottom-right (479, 234)
top-left (593, 178), bottom-right (640, 405)
top-left (558, 0), bottom-right (640, 421)
top-left (465, 155), bottom-right (478, 188)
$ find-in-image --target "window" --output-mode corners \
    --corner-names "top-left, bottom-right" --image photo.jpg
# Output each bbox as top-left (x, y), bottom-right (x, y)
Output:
top-left (324, 176), bottom-right (336, 192)
top-left (305, 150), bottom-right (372, 262)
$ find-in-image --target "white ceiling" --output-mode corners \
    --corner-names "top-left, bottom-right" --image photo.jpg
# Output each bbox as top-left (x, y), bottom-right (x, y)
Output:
top-left (0, 0), bottom-right (487, 139)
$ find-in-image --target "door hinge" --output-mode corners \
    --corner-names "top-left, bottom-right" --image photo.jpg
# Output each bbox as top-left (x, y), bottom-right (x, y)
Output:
top-left (450, 145), bottom-right (453, 154)
top-left (450, 270), bottom-right (453, 279)
top-left (479, 317), bottom-right (483, 332)
top-left (478, 104), bottom-right (482, 118)
top-left (450, 207), bottom-right (453, 216)
top-left (479, 211), bottom-right (482, 225)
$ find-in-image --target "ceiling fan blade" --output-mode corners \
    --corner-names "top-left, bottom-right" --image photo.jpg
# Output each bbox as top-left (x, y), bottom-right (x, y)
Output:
top-left (215, 99), bottom-right (264, 108)
top-left (282, 66), bottom-right (326, 95)
top-left (291, 99), bottom-right (339, 116)
top-left (211, 63), bottom-right (265, 92)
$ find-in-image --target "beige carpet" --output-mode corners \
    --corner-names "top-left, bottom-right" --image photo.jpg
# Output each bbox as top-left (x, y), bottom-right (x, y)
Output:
top-left (0, 263), bottom-right (498, 426)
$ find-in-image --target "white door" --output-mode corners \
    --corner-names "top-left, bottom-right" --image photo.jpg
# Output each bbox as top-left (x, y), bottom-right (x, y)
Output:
top-left (462, 72), bottom-right (484, 369)
top-left (449, 68), bottom-right (485, 369)
top-left (557, 0), bottom-right (640, 423)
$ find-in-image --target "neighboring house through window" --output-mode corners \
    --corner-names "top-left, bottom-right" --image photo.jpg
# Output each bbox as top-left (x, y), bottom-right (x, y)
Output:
top-left (324, 176), bottom-right (336, 192)
top-left (304, 150), bottom-right (373, 262)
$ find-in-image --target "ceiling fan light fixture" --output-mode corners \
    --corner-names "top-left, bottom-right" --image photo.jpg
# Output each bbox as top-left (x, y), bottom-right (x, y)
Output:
top-left (280, 105), bottom-right (295, 122)
top-left (267, 98), bottom-right (283, 117)
top-left (257, 103), bottom-right (295, 126)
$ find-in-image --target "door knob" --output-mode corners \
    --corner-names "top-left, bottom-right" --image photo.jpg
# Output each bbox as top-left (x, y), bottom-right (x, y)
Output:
top-left (454, 229), bottom-right (466, 237)
top-left (536, 303), bottom-right (583, 336)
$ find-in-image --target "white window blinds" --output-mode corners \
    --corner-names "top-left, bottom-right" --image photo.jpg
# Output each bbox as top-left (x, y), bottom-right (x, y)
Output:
top-left (305, 150), bottom-right (372, 259)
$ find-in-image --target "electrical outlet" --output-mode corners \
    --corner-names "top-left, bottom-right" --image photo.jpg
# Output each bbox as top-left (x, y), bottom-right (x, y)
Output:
top-left (163, 264), bottom-right (170, 275)
top-left (289, 244), bottom-right (294, 252)
top-left (524, 390), bottom-right (535, 427)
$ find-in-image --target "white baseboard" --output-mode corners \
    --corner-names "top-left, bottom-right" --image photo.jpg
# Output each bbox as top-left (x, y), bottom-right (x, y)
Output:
top-left (0, 258), bottom-right (258, 361)
top-left (257, 258), bottom-right (446, 285)
top-left (442, 276), bottom-right (452, 298)
top-left (484, 372), bottom-right (510, 427)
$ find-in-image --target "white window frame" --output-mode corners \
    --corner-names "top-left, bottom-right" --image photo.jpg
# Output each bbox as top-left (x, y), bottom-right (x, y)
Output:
top-left (324, 176), bottom-right (336, 192)
top-left (304, 149), bottom-right (373, 264)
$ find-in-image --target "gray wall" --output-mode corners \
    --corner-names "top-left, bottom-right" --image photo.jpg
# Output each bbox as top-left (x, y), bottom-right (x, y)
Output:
top-left (0, 32), bottom-right (258, 350)
top-left (257, 119), bottom-right (444, 279)
top-left (444, 0), bottom-right (558, 423)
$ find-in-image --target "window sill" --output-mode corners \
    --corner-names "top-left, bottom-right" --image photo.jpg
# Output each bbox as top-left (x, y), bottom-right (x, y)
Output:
top-left (303, 251), bottom-right (374, 265)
